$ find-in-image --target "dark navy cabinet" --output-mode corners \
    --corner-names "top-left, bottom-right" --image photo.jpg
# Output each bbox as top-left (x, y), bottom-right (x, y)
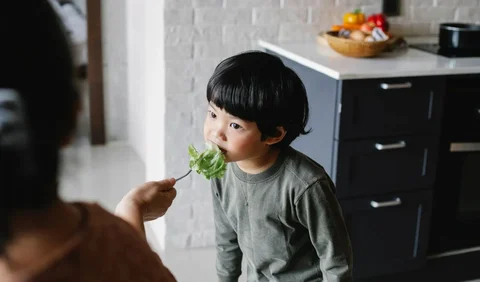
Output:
top-left (272, 53), bottom-right (446, 280)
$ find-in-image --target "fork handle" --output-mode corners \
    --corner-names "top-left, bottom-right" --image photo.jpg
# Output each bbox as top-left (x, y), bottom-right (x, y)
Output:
top-left (175, 169), bottom-right (192, 181)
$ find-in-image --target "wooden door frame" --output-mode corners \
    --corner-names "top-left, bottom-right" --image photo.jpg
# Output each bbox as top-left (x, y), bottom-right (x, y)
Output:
top-left (86, 0), bottom-right (106, 145)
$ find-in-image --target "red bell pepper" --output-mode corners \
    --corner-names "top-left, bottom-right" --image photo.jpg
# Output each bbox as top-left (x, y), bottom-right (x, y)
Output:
top-left (367, 13), bottom-right (389, 32)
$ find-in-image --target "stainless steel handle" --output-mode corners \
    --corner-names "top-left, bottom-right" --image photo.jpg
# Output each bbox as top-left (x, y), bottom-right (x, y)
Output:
top-left (375, 141), bottom-right (406, 151)
top-left (380, 82), bottom-right (412, 90)
top-left (477, 108), bottom-right (480, 114)
top-left (450, 142), bottom-right (480, 152)
top-left (370, 198), bottom-right (402, 208)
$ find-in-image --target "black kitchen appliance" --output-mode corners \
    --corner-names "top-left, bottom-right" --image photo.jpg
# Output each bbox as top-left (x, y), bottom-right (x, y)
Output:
top-left (428, 74), bottom-right (480, 255)
top-left (410, 23), bottom-right (480, 58)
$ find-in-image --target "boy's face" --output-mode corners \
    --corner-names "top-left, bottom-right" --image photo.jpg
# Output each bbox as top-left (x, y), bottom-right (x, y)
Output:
top-left (203, 102), bottom-right (270, 164)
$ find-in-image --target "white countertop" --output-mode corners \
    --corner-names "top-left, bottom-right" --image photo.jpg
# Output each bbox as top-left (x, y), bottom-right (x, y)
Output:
top-left (258, 37), bottom-right (480, 80)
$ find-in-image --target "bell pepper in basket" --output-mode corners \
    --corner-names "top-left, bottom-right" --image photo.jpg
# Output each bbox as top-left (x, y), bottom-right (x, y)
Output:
top-left (367, 13), bottom-right (390, 32)
top-left (343, 9), bottom-right (365, 25)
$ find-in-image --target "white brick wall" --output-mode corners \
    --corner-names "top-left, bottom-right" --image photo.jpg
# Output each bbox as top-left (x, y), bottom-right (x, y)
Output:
top-left (163, 0), bottom-right (480, 249)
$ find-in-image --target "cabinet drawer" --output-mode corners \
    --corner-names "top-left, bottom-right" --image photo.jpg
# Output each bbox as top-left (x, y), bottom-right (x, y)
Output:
top-left (333, 135), bottom-right (439, 198)
top-left (340, 190), bottom-right (432, 279)
top-left (337, 76), bottom-right (445, 140)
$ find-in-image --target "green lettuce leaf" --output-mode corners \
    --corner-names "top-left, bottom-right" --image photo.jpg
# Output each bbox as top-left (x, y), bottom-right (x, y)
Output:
top-left (188, 142), bottom-right (227, 180)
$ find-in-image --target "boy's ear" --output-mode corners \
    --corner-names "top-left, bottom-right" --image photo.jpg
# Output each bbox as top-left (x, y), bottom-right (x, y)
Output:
top-left (264, 126), bottom-right (287, 146)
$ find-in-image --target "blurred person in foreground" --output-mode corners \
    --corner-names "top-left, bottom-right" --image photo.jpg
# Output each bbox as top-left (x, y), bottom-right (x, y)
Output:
top-left (0, 1), bottom-right (178, 281)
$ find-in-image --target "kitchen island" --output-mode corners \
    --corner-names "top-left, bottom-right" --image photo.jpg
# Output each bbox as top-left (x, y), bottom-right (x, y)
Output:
top-left (259, 38), bottom-right (480, 282)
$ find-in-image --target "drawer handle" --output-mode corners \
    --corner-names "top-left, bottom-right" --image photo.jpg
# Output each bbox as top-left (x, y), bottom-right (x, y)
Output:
top-left (370, 198), bottom-right (402, 208)
top-left (380, 82), bottom-right (412, 90)
top-left (450, 142), bottom-right (480, 152)
top-left (375, 141), bottom-right (406, 151)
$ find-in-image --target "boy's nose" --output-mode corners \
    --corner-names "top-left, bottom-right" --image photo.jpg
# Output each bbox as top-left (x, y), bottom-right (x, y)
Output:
top-left (214, 128), bottom-right (227, 142)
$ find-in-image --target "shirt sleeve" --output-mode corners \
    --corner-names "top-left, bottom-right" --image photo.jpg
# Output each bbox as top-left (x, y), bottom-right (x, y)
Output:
top-left (211, 181), bottom-right (243, 282)
top-left (295, 177), bottom-right (353, 282)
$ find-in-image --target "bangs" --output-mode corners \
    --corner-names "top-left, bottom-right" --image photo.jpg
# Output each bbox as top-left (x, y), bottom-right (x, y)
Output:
top-left (207, 76), bottom-right (266, 122)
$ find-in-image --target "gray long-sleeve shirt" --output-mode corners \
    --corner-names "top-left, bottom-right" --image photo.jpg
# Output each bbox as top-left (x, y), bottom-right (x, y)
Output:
top-left (211, 147), bottom-right (353, 282)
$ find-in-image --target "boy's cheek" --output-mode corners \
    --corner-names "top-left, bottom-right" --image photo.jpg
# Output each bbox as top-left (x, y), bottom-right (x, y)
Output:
top-left (202, 131), bottom-right (209, 142)
top-left (202, 120), bottom-right (209, 140)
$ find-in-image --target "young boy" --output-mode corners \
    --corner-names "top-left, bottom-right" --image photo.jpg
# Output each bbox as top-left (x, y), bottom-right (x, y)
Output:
top-left (204, 51), bottom-right (353, 282)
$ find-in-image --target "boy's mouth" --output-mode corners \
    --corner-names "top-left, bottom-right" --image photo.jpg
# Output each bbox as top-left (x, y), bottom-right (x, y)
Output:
top-left (210, 140), bottom-right (227, 154)
top-left (217, 144), bottom-right (227, 154)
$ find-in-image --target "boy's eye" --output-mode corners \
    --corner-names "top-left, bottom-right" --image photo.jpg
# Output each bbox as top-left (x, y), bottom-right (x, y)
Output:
top-left (208, 110), bottom-right (216, 118)
top-left (230, 123), bottom-right (241, 130)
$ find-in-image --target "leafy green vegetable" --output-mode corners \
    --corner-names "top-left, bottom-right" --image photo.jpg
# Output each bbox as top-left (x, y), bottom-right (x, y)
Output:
top-left (188, 142), bottom-right (227, 180)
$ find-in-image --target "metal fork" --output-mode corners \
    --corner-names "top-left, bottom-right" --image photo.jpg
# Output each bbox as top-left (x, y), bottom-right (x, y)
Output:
top-left (175, 169), bottom-right (192, 181)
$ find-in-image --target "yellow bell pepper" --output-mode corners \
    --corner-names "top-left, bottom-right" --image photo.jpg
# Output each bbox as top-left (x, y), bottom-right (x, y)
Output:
top-left (343, 9), bottom-right (365, 25)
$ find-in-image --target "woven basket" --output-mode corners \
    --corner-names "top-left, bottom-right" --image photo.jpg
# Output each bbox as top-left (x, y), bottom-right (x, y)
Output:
top-left (324, 31), bottom-right (387, 58)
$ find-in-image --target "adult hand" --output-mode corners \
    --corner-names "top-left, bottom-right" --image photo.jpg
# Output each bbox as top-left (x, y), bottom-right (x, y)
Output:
top-left (135, 178), bottom-right (177, 221)
top-left (116, 178), bottom-right (177, 238)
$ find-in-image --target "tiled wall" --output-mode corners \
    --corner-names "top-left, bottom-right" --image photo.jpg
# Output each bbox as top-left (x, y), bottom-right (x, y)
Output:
top-left (163, 0), bottom-right (480, 248)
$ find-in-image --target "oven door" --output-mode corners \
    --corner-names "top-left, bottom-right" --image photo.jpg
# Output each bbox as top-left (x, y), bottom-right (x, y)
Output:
top-left (429, 74), bottom-right (480, 255)
top-left (450, 142), bottom-right (480, 221)
top-left (429, 141), bottom-right (480, 254)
